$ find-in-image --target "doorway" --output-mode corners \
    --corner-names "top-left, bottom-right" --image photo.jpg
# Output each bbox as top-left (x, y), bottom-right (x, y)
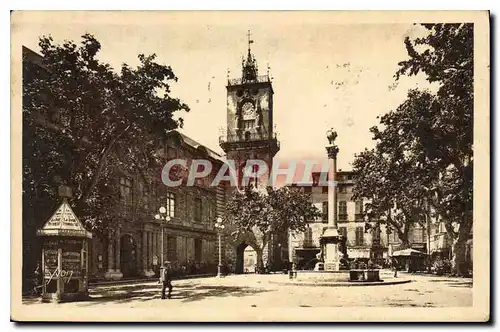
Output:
top-left (235, 242), bottom-right (258, 274)
top-left (120, 234), bottom-right (138, 278)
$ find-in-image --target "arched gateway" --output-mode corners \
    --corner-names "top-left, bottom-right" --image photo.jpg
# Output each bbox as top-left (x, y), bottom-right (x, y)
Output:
top-left (235, 242), bottom-right (258, 274)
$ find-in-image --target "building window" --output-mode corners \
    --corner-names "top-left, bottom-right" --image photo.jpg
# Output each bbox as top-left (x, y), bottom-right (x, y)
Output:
top-left (339, 201), bottom-right (347, 214)
top-left (194, 238), bottom-right (202, 262)
top-left (412, 227), bottom-right (424, 243)
top-left (312, 174), bottom-right (321, 186)
top-left (252, 164), bottom-right (259, 187)
top-left (338, 185), bottom-right (347, 193)
top-left (167, 235), bottom-right (177, 261)
top-left (208, 201), bottom-right (215, 222)
top-left (242, 120), bottom-right (254, 131)
top-left (338, 201), bottom-right (347, 221)
top-left (389, 231), bottom-right (398, 244)
top-left (303, 186), bottom-right (312, 193)
top-left (184, 193), bottom-right (189, 219)
top-left (322, 201), bottom-right (328, 223)
top-left (322, 186), bottom-right (328, 194)
top-left (372, 225), bottom-right (381, 245)
top-left (355, 227), bottom-right (364, 246)
top-left (138, 181), bottom-right (149, 211)
top-left (339, 226), bottom-right (347, 238)
top-left (355, 200), bottom-right (363, 213)
top-left (355, 200), bottom-right (363, 220)
top-left (194, 198), bottom-right (202, 222)
top-left (120, 177), bottom-right (133, 213)
top-left (166, 192), bottom-right (176, 218)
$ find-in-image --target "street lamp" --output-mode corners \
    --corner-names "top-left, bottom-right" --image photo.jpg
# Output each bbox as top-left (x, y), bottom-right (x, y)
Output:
top-left (214, 217), bottom-right (225, 278)
top-left (155, 207), bottom-right (171, 268)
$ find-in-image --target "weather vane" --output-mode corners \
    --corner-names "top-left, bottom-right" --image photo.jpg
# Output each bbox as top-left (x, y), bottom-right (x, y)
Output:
top-left (247, 30), bottom-right (254, 50)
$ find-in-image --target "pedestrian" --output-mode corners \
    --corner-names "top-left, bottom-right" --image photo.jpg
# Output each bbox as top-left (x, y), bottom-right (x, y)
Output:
top-left (160, 261), bottom-right (173, 300)
top-left (32, 261), bottom-right (41, 295)
top-left (391, 257), bottom-right (398, 278)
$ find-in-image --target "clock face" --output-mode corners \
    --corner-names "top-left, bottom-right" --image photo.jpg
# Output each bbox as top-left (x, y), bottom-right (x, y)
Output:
top-left (242, 102), bottom-right (255, 119)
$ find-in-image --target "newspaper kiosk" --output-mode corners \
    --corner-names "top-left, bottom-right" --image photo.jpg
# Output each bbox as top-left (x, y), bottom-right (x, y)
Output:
top-left (36, 186), bottom-right (92, 303)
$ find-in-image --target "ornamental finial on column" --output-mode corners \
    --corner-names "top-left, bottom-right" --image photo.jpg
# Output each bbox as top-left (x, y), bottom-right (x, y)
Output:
top-left (326, 128), bottom-right (337, 145)
top-left (326, 128), bottom-right (339, 158)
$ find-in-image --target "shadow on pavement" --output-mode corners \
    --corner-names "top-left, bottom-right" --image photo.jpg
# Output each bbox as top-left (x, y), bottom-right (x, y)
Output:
top-left (427, 279), bottom-right (473, 288)
top-left (26, 281), bottom-right (272, 306)
top-left (176, 284), bottom-right (271, 303)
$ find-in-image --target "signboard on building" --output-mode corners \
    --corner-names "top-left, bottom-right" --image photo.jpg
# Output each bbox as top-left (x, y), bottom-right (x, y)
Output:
top-left (347, 248), bottom-right (370, 259)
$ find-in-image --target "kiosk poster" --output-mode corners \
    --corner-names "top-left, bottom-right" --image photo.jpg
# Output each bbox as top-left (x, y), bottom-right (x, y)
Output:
top-left (61, 239), bottom-right (82, 277)
top-left (43, 239), bottom-right (58, 277)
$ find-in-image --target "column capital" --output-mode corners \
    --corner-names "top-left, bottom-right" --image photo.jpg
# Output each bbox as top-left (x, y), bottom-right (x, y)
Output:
top-left (326, 145), bottom-right (339, 159)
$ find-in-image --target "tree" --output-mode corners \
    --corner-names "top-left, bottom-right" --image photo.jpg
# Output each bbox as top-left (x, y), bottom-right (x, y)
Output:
top-left (352, 94), bottom-right (436, 249)
top-left (224, 185), bottom-right (321, 273)
top-left (22, 34), bottom-right (189, 284)
top-left (396, 24), bottom-right (473, 276)
top-left (353, 24), bottom-right (473, 276)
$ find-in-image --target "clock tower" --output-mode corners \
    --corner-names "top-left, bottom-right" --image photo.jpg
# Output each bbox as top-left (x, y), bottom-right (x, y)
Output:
top-left (219, 33), bottom-right (285, 273)
top-left (219, 33), bottom-right (280, 187)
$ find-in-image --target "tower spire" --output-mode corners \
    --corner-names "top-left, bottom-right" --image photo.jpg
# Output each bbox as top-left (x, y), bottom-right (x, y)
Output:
top-left (242, 30), bottom-right (257, 82)
top-left (247, 30), bottom-right (254, 54)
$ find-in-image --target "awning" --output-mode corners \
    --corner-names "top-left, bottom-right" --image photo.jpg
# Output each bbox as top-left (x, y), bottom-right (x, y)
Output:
top-left (392, 248), bottom-right (427, 257)
top-left (295, 247), bottom-right (320, 251)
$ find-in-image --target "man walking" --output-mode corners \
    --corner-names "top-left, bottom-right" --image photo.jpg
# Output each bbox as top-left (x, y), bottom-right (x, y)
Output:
top-left (160, 261), bottom-right (173, 299)
top-left (391, 257), bottom-right (398, 278)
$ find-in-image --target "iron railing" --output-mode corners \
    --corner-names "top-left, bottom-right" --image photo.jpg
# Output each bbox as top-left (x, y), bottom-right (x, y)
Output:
top-left (227, 75), bottom-right (271, 86)
top-left (219, 131), bottom-right (279, 145)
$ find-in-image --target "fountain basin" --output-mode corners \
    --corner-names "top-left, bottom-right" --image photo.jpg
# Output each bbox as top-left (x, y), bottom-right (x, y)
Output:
top-left (349, 269), bottom-right (381, 282)
top-left (277, 269), bottom-right (410, 287)
top-left (293, 270), bottom-right (350, 282)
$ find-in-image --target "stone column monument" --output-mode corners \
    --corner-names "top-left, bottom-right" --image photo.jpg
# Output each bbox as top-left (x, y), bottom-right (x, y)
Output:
top-left (320, 129), bottom-right (342, 271)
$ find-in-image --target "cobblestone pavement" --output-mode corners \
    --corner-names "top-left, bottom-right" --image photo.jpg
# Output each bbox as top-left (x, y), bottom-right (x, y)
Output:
top-left (21, 270), bottom-right (472, 312)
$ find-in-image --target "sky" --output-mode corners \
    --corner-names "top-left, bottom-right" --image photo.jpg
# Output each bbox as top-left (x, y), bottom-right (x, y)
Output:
top-left (14, 11), bottom-right (432, 172)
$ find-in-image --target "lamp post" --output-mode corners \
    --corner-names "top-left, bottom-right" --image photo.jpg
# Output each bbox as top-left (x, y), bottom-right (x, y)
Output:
top-left (214, 217), bottom-right (225, 278)
top-left (155, 207), bottom-right (171, 267)
top-left (424, 211), bottom-right (432, 274)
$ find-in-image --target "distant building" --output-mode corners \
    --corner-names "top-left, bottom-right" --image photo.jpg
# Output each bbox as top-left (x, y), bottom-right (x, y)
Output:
top-left (288, 171), bottom-right (389, 269)
top-left (288, 168), bottom-right (473, 271)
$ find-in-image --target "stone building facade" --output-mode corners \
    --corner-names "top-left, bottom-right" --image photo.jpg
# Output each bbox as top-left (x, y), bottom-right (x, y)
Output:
top-left (92, 130), bottom-right (224, 280)
top-left (288, 171), bottom-right (389, 269)
top-left (288, 170), bottom-right (445, 270)
top-left (22, 45), bottom-right (224, 282)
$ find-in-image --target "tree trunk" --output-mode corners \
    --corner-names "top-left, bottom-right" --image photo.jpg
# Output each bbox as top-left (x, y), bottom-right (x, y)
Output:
top-left (451, 228), bottom-right (470, 277)
top-left (255, 248), bottom-right (265, 274)
top-left (81, 125), bottom-right (130, 201)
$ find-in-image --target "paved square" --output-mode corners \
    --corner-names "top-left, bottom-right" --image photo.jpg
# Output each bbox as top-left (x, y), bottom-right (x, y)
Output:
top-left (23, 271), bottom-right (472, 312)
